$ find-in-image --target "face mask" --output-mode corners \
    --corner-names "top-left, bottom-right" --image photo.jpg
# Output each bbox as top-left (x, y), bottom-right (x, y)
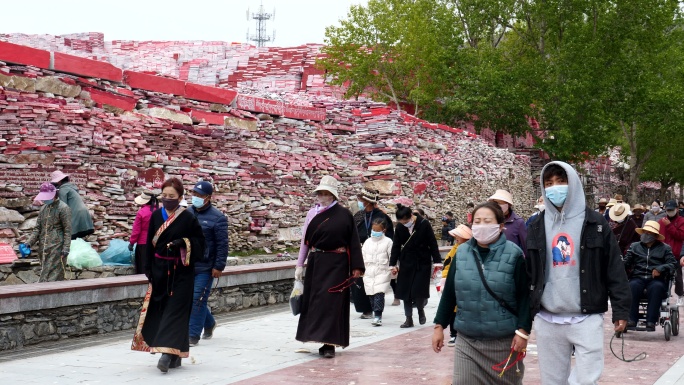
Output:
top-left (652, 206), bottom-right (660, 213)
top-left (538, 204), bottom-right (545, 212)
top-left (640, 233), bottom-right (657, 244)
top-left (317, 195), bottom-right (334, 207)
top-left (667, 210), bottom-right (677, 218)
top-left (403, 219), bottom-right (415, 228)
top-left (499, 203), bottom-right (509, 214)
top-left (545, 185), bottom-right (569, 207)
top-left (43, 199), bottom-right (54, 205)
top-left (191, 196), bottom-right (206, 208)
top-left (471, 224), bottom-right (502, 245)
top-left (371, 230), bottom-right (383, 238)
top-left (162, 198), bottom-right (180, 212)
top-left (358, 201), bottom-right (365, 211)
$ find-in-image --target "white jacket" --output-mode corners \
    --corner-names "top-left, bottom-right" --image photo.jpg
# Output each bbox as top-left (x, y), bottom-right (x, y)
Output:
top-left (362, 235), bottom-right (393, 295)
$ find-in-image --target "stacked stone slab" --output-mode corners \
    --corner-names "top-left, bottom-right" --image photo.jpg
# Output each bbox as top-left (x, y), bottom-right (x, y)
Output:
top-left (0, 41), bottom-right (534, 256)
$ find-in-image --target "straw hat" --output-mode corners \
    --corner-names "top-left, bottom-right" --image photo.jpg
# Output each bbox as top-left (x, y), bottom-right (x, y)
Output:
top-left (50, 170), bottom-right (69, 184)
top-left (606, 198), bottom-right (617, 208)
top-left (635, 221), bottom-right (665, 241)
top-left (488, 189), bottom-right (513, 205)
top-left (598, 198), bottom-right (608, 204)
top-left (134, 190), bottom-right (153, 205)
top-left (35, 182), bottom-right (57, 201)
top-left (313, 176), bottom-right (340, 200)
top-left (632, 203), bottom-right (645, 212)
top-left (448, 224), bottom-right (473, 240)
top-left (609, 203), bottom-right (630, 222)
top-left (614, 194), bottom-right (624, 203)
top-left (358, 187), bottom-right (378, 203)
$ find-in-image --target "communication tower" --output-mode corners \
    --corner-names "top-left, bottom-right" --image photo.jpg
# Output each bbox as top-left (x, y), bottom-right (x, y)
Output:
top-left (246, 3), bottom-right (276, 47)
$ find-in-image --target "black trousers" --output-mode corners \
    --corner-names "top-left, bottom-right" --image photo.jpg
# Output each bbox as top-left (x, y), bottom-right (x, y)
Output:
top-left (351, 277), bottom-right (372, 313)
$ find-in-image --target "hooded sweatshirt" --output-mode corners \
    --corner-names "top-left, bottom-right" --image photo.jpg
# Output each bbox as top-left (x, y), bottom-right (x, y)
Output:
top-left (540, 161), bottom-right (586, 317)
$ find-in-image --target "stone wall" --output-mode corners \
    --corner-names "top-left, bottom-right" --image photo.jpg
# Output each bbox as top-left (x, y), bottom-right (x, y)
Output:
top-left (0, 255), bottom-right (297, 285)
top-left (0, 279), bottom-right (292, 351)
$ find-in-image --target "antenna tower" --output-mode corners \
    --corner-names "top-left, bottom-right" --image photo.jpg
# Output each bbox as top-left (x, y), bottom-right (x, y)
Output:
top-left (246, 2), bottom-right (276, 47)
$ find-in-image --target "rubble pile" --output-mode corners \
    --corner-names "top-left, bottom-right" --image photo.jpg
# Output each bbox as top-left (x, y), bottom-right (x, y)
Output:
top-left (0, 39), bottom-right (534, 254)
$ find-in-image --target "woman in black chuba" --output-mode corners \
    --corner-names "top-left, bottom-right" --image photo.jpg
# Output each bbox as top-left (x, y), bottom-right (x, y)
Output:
top-left (295, 176), bottom-right (365, 358)
top-left (390, 204), bottom-right (442, 327)
top-left (131, 177), bottom-right (205, 373)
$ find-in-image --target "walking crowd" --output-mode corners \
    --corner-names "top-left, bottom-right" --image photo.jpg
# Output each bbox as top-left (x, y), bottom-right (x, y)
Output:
top-left (13, 161), bottom-right (684, 384)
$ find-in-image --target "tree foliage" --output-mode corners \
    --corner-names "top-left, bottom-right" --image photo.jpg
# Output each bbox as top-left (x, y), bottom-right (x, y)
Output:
top-left (321, 0), bottom-right (684, 195)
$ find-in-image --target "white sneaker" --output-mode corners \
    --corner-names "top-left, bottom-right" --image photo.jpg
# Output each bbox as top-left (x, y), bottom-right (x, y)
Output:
top-left (447, 337), bottom-right (456, 347)
top-left (371, 317), bottom-right (382, 326)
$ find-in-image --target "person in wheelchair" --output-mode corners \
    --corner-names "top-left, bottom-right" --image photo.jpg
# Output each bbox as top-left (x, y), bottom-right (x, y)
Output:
top-left (623, 221), bottom-right (678, 331)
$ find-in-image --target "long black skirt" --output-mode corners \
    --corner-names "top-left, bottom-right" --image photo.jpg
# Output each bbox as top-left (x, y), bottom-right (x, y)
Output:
top-left (141, 257), bottom-right (194, 357)
top-left (133, 244), bottom-right (147, 275)
top-left (296, 251), bottom-right (351, 347)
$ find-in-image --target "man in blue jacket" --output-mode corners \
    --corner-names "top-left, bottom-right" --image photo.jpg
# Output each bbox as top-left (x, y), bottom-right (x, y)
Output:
top-left (188, 181), bottom-right (229, 346)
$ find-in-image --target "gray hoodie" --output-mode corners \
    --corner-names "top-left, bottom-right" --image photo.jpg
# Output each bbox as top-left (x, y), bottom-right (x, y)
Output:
top-left (540, 161), bottom-right (586, 316)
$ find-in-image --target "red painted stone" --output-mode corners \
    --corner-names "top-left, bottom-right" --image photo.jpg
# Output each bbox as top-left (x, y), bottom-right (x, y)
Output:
top-left (184, 83), bottom-right (237, 105)
top-left (53, 53), bottom-right (123, 82)
top-left (84, 88), bottom-right (136, 111)
top-left (0, 244), bottom-right (18, 264)
top-left (236, 95), bottom-right (325, 121)
top-left (413, 181), bottom-right (428, 195)
top-left (0, 41), bottom-right (51, 68)
top-left (124, 71), bottom-right (186, 96)
top-left (190, 109), bottom-right (229, 125)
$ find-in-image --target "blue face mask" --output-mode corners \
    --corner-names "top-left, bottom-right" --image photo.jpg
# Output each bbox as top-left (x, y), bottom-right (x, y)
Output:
top-left (371, 230), bottom-right (383, 238)
top-left (43, 199), bottom-right (54, 205)
top-left (358, 201), bottom-right (365, 211)
top-left (191, 196), bottom-right (206, 208)
top-left (545, 185), bottom-right (569, 207)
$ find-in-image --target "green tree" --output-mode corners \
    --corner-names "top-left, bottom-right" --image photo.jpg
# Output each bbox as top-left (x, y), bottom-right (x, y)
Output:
top-left (319, 0), bottom-right (458, 115)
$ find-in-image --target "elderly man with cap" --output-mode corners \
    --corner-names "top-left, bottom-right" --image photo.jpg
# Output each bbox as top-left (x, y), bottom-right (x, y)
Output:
top-left (630, 204), bottom-right (646, 228)
top-left (353, 188), bottom-right (395, 314)
top-left (22, 182), bottom-right (72, 282)
top-left (659, 200), bottom-right (684, 303)
top-left (610, 203), bottom-right (640, 256)
top-left (488, 189), bottom-right (527, 253)
top-left (596, 198), bottom-right (609, 215)
top-left (624, 221), bottom-right (677, 331)
top-left (295, 176), bottom-right (364, 358)
top-left (50, 170), bottom-right (94, 240)
top-left (187, 181), bottom-right (229, 346)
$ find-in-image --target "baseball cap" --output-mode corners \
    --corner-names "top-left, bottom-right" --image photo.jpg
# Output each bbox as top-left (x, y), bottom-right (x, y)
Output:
top-left (193, 181), bottom-right (214, 196)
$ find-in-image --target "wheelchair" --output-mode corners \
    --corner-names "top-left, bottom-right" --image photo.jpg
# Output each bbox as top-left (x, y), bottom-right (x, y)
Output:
top-left (624, 275), bottom-right (680, 341)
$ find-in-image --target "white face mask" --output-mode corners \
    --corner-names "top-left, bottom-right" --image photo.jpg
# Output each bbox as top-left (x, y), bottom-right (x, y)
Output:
top-left (471, 224), bottom-right (502, 245)
top-left (538, 204), bottom-right (545, 212)
top-left (499, 203), bottom-right (509, 214)
top-left (317, 195), bottom-right (334, 207)
top-left (652, 206), bottom-right (660, 213)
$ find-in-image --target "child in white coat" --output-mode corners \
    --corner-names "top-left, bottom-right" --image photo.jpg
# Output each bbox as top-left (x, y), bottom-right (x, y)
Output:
top-left (362, 218), bottom-right (393, 326)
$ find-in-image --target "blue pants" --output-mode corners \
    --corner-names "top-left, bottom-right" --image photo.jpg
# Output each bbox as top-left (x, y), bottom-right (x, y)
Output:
top-left (629, 277), bottom-right (667, 324)
top-left (189, 272), bottom-right (215, 339)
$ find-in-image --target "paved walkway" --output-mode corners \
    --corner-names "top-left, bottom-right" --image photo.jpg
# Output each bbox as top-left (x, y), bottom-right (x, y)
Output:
top-left (2, 286), bottom-right (684, 384)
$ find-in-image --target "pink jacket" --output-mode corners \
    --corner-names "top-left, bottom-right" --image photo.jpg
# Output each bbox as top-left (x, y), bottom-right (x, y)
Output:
top-left (130, 205), bottom-right (154, 246)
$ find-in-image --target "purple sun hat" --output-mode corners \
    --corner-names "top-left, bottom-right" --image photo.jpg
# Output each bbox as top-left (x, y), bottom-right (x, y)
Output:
top-left (35, 182), bottom-right (57, 201)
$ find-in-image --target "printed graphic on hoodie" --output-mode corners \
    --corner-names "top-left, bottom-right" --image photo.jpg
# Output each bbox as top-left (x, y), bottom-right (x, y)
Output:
top-left (552, 233), bottom-right (575, 267)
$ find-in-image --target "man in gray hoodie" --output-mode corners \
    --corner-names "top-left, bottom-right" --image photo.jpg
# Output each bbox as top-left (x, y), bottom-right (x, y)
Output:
top-left (526, 161), bottom-right (631, 385)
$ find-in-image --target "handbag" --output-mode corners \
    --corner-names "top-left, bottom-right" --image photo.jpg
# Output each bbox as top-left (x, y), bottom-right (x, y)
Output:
top-left (290, 280), bottom-right (304, 316)
top-left (472, 250), bottom-right (518, 317)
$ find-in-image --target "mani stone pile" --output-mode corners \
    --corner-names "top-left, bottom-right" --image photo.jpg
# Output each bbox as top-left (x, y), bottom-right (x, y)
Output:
top-left (0, 40), bottom-right (534, 255)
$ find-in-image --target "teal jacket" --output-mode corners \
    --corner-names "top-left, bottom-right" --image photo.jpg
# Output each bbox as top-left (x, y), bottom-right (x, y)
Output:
top-left (434, 234), bottom-right (531, 338)
top-left (58, 182), bottom-right (94, 236)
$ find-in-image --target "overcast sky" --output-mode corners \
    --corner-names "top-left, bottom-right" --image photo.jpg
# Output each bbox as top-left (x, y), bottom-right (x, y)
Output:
top-left (1, 0), bottom-right (368, 47)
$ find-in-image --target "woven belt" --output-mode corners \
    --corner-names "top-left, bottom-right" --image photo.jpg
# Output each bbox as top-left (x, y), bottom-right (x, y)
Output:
top-left (311, 246), bottom-right (347, 254)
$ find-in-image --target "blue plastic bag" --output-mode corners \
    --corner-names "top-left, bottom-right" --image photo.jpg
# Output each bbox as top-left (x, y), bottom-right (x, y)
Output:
top-left (19, 243), bottom-right (31, 258)
top-left (100, 239), bottom-right (133, 266)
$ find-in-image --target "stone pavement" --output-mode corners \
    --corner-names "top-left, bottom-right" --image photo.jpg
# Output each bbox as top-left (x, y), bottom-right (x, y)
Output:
top-left (2, 286), bottom-right (684, 385)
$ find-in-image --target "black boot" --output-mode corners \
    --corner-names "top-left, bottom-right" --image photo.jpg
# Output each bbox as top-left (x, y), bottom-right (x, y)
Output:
top-left (157, 354), bottom-right (172, 373)
top-left (169, 355), bottom-right (182, 368)
top-left (400, 317), bottom-right (414, 328)
top-left (418, 308), bottom-right (426, 325)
